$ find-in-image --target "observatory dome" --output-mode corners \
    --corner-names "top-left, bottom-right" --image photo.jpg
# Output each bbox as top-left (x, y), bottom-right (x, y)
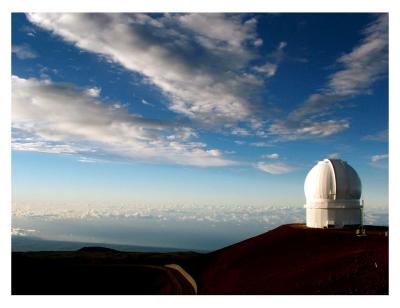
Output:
top-left (304, 159), bottom-right (361, 203)
top-left (304, 159), bottom-right (362, 228)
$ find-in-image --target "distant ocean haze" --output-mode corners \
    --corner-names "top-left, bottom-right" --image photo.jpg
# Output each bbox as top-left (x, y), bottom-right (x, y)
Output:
top-left (11, 205), bottom-right (388, 251)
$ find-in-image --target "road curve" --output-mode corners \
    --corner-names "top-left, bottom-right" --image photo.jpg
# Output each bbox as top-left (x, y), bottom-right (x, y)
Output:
top-left (165, 264), bottom-right (197, 294)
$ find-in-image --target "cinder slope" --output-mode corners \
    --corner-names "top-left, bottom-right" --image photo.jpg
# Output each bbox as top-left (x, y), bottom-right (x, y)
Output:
top-left (197, 224), bottom-right (388, 294)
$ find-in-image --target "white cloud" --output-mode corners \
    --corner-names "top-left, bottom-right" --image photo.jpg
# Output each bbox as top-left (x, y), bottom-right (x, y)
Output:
top-left (327, 153), bottom-right (340, 159)
top-left (231, 127), bottom-right (251, 136)
top-left (256, 162), bottom-right (295, 174)
top-left (363, 129), bottom-right (388, 142)
top-left (262, 153), bottom-right (279, 159)
top-left (254, 38), bottom-right (263, 47)
top-left (84, 87), bottom-right (101, 97)
top-left (267, 15), bottom-right (387, 142)
top-left (27, 13), bottom-right (265, 126)
top-left (20, 25), bottom-right (37, 37)
top-left (78, 157), bottom-right (103, 163)
top-left (288, 93), bottom-right (340, 120)
top-left (289, 15), bottom-right (387, 120)
top-left (254, 63), bottom-right (278, 77)
top-left (12, 228), bottom-right (36, 237)
top-left (255, 130), bottom-right (268, 138)
top-left (37, 65), bottom-right (59, 80)
top-left (11, 140), bottom-right (86, 154)
top-left (176, 14), bottom-right (258, 50)
top-left (278, 41), bottom-right (287, 49)
top-left (371, 154), bottom-right (388, 162)
top-left (12, 44), bottom-right (38, 59)
top-left (328, 14), bottom-right (388, 96)
top-left (250, 141), bottom-right (274, 147)
top-left (167, 127), bottom-right (199, 141)
top-left (11, 203), bottom-right (388, 225)
top-left (141, 99), bottom-right (154, 107)
top-left (12, 76), bottom-right (235, 167)
top-left (268, 119), bottom-right (349, 141)
top-left (254, 41), bottom-right (287, 78)
top-left (206, 149), bottom-right (222, 157)
top-left (12, 204), bottom-right (306, 226)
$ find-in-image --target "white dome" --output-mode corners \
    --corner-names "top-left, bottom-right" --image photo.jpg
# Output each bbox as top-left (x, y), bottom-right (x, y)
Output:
top-left (304, 159), bottom-right (362, 203)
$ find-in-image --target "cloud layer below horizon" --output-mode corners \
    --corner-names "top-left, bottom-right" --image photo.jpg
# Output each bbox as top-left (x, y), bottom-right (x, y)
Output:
top-left (12, 204), bottom-right (388, 250)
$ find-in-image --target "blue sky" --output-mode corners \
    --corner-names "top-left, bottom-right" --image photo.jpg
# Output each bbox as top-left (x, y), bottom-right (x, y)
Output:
top-left (11, 13), bottom-right (388, 216)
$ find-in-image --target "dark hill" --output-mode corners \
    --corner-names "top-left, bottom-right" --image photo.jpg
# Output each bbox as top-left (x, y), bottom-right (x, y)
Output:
top-left (77, 246), bottom-right (119, 253)
top-left (196, 224), bottom-right (388, 294)
top-left (12, 224), bottom-right (388, 295)
top-left (12, 235), bottom-right (196, 253)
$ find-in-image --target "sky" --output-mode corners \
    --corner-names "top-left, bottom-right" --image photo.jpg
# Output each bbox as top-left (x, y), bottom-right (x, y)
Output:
top-left (11, 13), bottom-right (389, 248)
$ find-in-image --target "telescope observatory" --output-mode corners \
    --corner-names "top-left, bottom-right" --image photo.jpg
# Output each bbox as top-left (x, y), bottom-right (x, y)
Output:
top-left (304, 158), bottom-right (362, 228)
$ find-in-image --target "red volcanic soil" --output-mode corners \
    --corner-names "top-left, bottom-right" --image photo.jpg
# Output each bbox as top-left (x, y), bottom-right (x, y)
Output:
top-left (196, 224), bottom-right (388, 294)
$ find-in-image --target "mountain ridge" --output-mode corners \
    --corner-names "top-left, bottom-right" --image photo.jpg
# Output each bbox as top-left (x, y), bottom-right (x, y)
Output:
top-left (12, 235), bottom-right (205, 253)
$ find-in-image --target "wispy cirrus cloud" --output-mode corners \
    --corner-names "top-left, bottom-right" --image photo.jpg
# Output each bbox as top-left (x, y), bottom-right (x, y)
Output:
top-left (268, 119), bottom-right (350, 141)
top-left (254, 62), bottom-right (278, 77)
top-left (327, 153), bottom-right (340, 159)
top-left (256, 161), bottom-right (295, 174)
top-left (328, 15), bottom-right (388, 97)
top-left (26, 13), bottom-right (271, 127)
top-left (291, 14), bottom-right (387, 120)
top-left (250, 141), bottom-right (275, 147)
top-left (254, 41), bottom-right (287, 78)
top-left (11, 140), bottom-right (90, 154)
top-left (231, 127), bottom-right (251, 136)
top-left (12, 44), bottom-right (38, 59)
top-left (77, 156), bottom-right (106, 164)
top-left (371, 154), bottom-right (388, 162)
top-left (261, 153), bottom-right (279, 159)
top-left (363, 129), bottom-right (388, 142)
top-left (268, 14), bottom-right (387, 141)
top-left (369, 153), bottom-right (388, 169)
top-left (12, 76), bottom-right (235, 167)
top-left (141, 99), bottom-right (154, 107)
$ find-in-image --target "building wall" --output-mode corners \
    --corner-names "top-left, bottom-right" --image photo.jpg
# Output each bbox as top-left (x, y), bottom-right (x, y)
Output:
top-left (306, 208), bottom-right (361, 228)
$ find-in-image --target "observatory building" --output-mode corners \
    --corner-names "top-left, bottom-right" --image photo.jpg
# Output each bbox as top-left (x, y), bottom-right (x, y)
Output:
top-left (304, 158), bottom-right (362, 228)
